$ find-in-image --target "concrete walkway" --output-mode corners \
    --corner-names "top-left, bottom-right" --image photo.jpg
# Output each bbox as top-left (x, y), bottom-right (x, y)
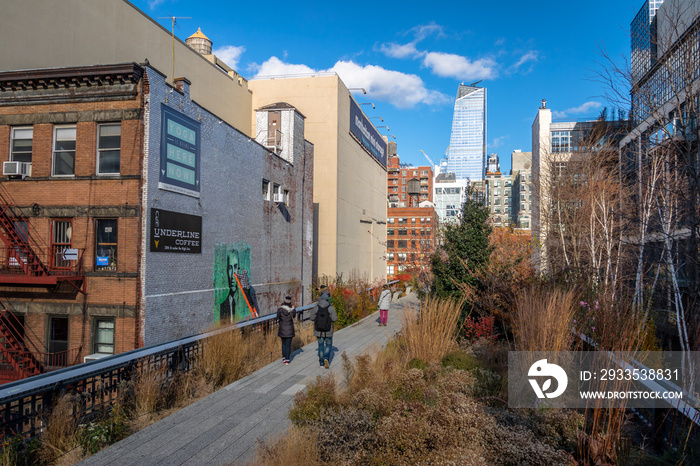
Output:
top-left (80, 292), bottom-right (418, 466)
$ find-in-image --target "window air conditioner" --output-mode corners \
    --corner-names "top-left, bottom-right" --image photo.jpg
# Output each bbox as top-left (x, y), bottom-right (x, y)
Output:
top-left (273, 193), bottom-right (284, 203)
top-left (83, 353), bottom-right (111, 364)
top-left (3, 161), bottom-right (31, 178)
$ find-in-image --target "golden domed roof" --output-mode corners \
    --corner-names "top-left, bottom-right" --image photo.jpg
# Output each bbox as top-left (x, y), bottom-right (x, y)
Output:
top-left (188, 28), bottom-right (210, 41)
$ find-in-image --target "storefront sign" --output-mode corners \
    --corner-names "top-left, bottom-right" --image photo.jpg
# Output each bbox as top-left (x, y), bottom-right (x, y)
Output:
top-left (349, 98), bottom-right (387, 167)
top-left (159, 105), bottom-right (201, 198)
top-left (150, 208), bottom-right (202, 253)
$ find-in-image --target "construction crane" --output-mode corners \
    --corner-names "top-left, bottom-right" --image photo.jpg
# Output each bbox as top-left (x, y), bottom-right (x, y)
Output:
top-left (420, 150), bottom-right (435, 169)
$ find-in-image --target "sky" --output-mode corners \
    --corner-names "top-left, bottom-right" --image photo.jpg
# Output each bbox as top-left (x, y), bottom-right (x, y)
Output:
top-left (132, 0), bottom-right (645, 175)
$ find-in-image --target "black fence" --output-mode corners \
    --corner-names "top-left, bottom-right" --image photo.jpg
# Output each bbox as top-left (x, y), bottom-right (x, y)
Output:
top-left (0, 281), bottom-right (399, 443)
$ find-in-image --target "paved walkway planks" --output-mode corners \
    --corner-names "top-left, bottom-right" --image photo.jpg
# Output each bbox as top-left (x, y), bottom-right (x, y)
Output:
top-left (80, 292), bottom-right (418, 466)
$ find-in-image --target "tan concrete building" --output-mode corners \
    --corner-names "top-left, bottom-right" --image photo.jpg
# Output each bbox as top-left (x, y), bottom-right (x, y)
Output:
top-left (249, 76), bottom-right (387, 282)
top-left (1, 0), bottom-right (252, 135)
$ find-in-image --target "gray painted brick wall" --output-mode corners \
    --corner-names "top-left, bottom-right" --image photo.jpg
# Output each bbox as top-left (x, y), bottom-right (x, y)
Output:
top-left (142, 68), bottom-right (312, 345)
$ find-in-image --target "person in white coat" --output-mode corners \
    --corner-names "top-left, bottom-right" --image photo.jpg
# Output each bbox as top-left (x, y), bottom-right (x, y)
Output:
top-left (377, 284), bottom-right (392, 326)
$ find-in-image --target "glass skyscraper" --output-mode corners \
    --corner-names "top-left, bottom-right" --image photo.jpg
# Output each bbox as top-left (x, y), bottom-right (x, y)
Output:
top-left (446, 84), bottom-right (487, 182)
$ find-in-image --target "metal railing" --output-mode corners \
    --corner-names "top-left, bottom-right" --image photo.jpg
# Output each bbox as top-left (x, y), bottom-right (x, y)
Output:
top-left (0, 280), bottom-right (400, 443)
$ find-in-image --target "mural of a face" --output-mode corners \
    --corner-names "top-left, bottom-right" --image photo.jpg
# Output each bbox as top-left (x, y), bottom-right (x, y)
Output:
top-left (214, 243), bottom-right (251, 323)
top-left (227, 251), bottom-right (240, 292)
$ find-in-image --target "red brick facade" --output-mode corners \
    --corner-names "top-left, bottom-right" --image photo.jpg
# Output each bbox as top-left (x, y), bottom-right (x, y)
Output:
top-left (0, 64), bottom-right (145, 369)
top-left (386, 154), bottom-right (437, 278)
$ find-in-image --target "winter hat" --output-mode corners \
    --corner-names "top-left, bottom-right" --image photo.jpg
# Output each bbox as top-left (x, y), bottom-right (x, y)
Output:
top-left (284, 295), bottom-right (292, 305)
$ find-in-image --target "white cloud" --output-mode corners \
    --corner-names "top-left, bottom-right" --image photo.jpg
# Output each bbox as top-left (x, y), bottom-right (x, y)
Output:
top-left (148, 0), bottom-right (166, 9)
top-left (509, 51), bottom-right (539, 73)
top-left (423, 52), bottom-right (497, 80)
top-left (252, 57), bottom-right (449, 109)
top-left (552, 101), bottom-right (603, 118)
top-left (408, 23), bottom-right (445, 41)
top-left (378, 42), bottom-right (424, 59)
top-left (252, 56), bottom-right (316, 77)
top-left (213, 45), bottom-right (246, 70)
top-left (330, 61), bottom-right (449, 108)
top-left (491, 136), bottom-right (508, 149)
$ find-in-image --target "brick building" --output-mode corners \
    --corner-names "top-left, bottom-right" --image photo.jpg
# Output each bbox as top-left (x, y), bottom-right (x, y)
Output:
top-left (386, 150), bottom-right (437, 278)
top-left (0, 62), bottom-right (313, 381)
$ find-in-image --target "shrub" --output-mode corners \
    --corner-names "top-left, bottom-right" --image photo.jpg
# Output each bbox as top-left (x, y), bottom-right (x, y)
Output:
top-left (288, 374), bottom-right (338, 426)
top-left (38, 394), bottom-right (79, 464)
top-left (402, 296), bottom-right (462, 364)
top-left (441, 350), bottom-right (479, 371)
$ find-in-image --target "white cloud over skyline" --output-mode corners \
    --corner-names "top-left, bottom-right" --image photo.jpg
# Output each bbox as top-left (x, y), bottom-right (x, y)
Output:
top-left (213, 45), bottom-right (246, 70)
top-left (552, 101), bottom-right (603, 118)
top-left (251, 57), bottom-right (449, 109)
top-left (423, 52), bottom-right (498, 81)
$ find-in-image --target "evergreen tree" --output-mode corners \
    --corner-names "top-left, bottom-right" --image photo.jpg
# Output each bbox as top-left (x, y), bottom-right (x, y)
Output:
top-left (431, 189), bottom-right (492, 299)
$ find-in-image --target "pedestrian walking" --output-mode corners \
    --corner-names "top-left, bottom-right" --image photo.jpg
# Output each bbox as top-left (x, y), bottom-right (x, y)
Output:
top-left (277, 295), bottom-right (296, 365)
top-left (308, 294), bottom-right (337, 368)
top-left (378, 284), bottom-right (392, 326)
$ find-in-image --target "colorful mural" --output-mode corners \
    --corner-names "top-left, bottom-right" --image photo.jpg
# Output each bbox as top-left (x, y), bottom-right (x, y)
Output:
top-left (213, 243), bottom-right (253, 323)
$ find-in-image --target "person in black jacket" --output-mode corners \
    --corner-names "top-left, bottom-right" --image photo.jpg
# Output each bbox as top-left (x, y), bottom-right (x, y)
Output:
top-left (277, 295), bottom-right (296, 365)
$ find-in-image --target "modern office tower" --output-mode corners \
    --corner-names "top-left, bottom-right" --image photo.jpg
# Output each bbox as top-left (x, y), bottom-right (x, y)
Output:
top-left (631, 0), bottom-right (665, 84)
top-left (620, 0), bottom-right (700, 317)
top-left (532, 101), bottom-right (598, 270)
top-left (533, 100), bottom-right (624, 271)
top-left (446, 84), bottom-right (487, 182)
top-left (510, 150), bottom-right (533, 230)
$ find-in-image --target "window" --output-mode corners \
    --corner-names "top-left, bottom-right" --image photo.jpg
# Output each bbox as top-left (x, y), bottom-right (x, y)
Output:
top-left (398, 240), bottom-right (407, 248)
top-left (401, 194), bottom-right (406, 200)
top-left (53, 126), bottom-right (76, 176)
top-left (93, 318), bottom-right (115, 354)
top-left (413, 170), bottom-right (418, 176)
top-left (387, 228), bottom-right (395, 236)
top-left (401, 170), bottom-right (406, 176)
top-left (48, 316), bottom-right (69, 358)
top-left (521, 221), bottom-right (530, 228)
top-left (398, 253), bottom-right (407, 260)
top-left (421, 170), bottom-right (428, 176)
top-left (95, 219), bottom-right (118, 270)
top-left (398, 228), bottom-right (407, 236)
top-left (262, 180), bottom-right (270, 200)
top-left (386, 240), bottom-right (394, 248)
top-left (387, 253), bottom-right (394, 260)
top-left (273, 183), bottom-right (283, 202)
top-left (51, 219), bottom-right (72, 269)
top-left (387, 265), bottom-right (395, 275)
top-left (97, 123), bottom-right (121, 175)
top-left (10, 127), bottom-right (33, 163)
top-left (284, 189), bottom-right (290, 206)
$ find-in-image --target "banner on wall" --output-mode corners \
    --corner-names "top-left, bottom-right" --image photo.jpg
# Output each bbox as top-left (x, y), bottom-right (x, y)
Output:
top-left (159, 105), bottom-right (201, 198)
top-left (349, 98), bottom-right (387, 167)
top-left (150, 208), bottom-right (202, 253)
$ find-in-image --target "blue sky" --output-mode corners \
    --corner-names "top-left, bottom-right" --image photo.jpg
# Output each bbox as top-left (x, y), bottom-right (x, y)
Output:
top-left (134, 0), bottom-right (644, 174)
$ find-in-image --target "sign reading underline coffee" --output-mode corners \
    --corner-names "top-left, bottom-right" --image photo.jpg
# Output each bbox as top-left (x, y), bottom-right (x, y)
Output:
top-left (150, 208), bottom-right (202, 253)
top-left (159, 105), bottom-right (201, 198)
top-left (349, 98), bottom-right (387, 168)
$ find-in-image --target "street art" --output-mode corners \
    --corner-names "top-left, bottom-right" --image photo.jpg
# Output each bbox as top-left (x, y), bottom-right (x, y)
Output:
top-left (213, 243), bottom-right (253, 323)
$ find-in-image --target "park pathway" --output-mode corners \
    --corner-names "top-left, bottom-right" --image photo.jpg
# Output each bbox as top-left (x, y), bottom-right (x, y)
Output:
top-left (80, 291), bottom-right (419, 466)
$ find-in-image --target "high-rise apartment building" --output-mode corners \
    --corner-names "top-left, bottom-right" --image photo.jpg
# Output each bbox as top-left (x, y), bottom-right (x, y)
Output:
top-left (484, 154), bottom-right (511, 228)
top-left (446, 84), bottom-right (487, 182)
top-left (510, 150), bottom-right (533, 230)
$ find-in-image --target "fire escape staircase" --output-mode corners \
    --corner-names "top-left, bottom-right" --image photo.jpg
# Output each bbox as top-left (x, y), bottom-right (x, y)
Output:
top-left (0, 303), bottom-right (45, 380)
top-left (0, 197), bottom-right (85, 294)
